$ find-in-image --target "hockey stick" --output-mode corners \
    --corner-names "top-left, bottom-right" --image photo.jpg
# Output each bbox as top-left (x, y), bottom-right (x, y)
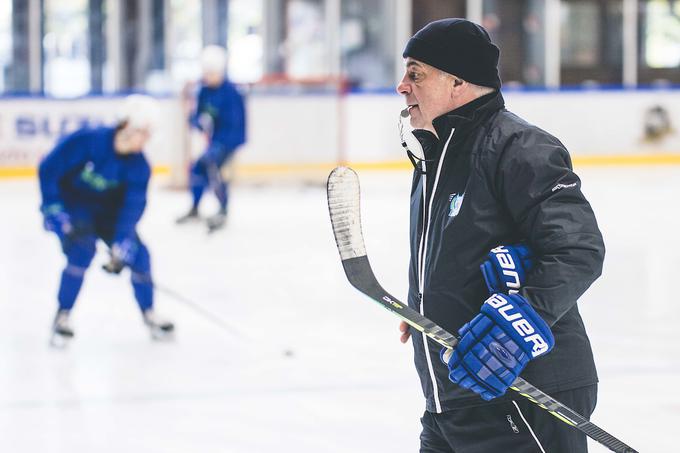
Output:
top-left (98, 257), bottom-right (296, 356)
top-left (327, 166), bottom-right (637, 453)
top-left (152, 282), bottom-right (246, 339)
top-left (100, 253), bottom-right (246, 340)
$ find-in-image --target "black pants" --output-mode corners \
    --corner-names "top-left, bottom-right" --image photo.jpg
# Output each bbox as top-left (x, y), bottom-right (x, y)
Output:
top-left (420, 385), bottom-right (597, 453)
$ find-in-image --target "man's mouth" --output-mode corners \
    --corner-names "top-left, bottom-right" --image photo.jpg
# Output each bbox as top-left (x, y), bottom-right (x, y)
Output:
top-left (407, 105), bottom-right (418, 113)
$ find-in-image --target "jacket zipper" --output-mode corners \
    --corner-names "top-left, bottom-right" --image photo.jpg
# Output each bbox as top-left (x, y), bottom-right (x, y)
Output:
top-left (417, 128), bottom-right (455, 414)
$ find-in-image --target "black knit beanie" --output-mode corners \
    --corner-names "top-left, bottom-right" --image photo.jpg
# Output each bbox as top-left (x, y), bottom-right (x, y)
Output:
top-left (403, 18), bottom-right (501, 89)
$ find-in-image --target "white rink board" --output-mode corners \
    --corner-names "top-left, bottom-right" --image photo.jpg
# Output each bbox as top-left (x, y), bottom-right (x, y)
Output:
top-left (0, 97), bottom-right (186, 169)
top-left (0, 89), bottom-right (678, 172)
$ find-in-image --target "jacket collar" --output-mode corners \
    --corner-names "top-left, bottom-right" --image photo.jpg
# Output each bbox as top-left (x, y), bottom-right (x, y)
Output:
top-left (432, 91), bottom-right (505, 141)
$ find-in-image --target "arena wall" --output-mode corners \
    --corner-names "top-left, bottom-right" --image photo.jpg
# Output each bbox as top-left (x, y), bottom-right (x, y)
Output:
top-left (0, 89), bottom-right (678, 180)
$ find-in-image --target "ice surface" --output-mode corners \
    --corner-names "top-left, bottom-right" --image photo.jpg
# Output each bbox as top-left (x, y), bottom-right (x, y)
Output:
top-left (1, 167), bottom-right (678, 452)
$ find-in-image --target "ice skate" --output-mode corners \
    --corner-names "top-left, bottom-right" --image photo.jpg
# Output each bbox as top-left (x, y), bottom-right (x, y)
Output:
top-left (50, 309), bottom-right (74, 348)
top-left (143, 309), bottom-right (175, 341)
top-left (175, 207), bottom-right (200, 224)
top-left (206, 208), bottom-right (227, 233)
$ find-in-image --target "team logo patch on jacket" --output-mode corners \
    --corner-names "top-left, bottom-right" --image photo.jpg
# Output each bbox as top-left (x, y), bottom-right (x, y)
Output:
top-left (448, 193), bottom-right (465, 218)
top-left (80, 162), bottom-right (119, 191)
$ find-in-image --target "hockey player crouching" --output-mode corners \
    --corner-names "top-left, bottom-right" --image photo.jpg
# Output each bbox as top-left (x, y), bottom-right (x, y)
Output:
top-left (39, 95), bottom-right (174, 347)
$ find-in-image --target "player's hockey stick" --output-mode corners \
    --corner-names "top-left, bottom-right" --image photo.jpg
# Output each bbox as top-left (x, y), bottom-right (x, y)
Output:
top-left (101, 255), bottom-right (245, 339)
top-left (327, 166), bottom-right (637, 453)
top-left (153, 282), bottom-right (245, 338)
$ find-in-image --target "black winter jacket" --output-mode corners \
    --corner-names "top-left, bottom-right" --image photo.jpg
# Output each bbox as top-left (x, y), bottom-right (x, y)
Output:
top-left (407, 92), bottom-right (604, 413)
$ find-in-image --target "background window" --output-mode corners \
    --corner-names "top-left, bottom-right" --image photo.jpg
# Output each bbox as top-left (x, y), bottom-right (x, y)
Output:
top-left (0, 1), bottom-right (11, 93)
top-left (483, 0), bottom-right (546, 87)
top-left (411, 0), bottom-right (466, 32)
top-left (168, 0), bottom-right (203, 89)
top-left (228, 0), bottom-right (264, 84)
top-left (639, 0), bottom-right (680, 84)
top-left (340, 0), bottom-right (397, 90)
top-left (285, 0), bottom-right (328, 79)
top-left (43, 0), bottom-right (90, 97)
top-left (560, 0), bottom-right (623, 86)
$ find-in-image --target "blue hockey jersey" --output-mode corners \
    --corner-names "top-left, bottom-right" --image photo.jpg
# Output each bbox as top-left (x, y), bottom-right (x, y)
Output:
top-left (38, 127), bottom-right (150, 243)
top-left (191, 80), bottom-right (246, 150)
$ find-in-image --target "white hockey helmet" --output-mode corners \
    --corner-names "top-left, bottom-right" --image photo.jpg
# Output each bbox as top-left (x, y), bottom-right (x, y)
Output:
top-left (116, 94), bottom-right (159, 130)
top-left (201, 45), bottom-right (228, 76)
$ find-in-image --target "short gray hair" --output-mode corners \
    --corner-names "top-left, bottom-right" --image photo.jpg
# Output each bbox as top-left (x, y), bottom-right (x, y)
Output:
top-left (438, 69), bottom-right (495, 96)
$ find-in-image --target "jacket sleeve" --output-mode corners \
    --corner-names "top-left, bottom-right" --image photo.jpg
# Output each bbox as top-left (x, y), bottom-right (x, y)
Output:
top-left (220, 85), bottom-right (246, 149)
top-left (38, 132), bottom-right (90, 208)
top-left (497, 129), bottom-right (605, 326)
top-left (113, 159), bottom-right (150, 242)
top-left (190, 87), bottom-right (206, 130)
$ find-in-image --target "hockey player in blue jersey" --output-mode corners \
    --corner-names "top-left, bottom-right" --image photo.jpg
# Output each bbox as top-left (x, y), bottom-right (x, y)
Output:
top-left (176, 45), bottom-right (246, 232)
top-left (39, 95), bottom-right (174, 347)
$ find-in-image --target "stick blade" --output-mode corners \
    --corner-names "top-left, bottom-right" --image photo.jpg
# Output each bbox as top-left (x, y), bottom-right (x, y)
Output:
top-left (327, 167), bottom-right (367, 260)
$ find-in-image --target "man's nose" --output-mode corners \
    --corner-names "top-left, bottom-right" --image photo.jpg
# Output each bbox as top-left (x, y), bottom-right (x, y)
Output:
top-left (396, 77), bottom-right (411, 95)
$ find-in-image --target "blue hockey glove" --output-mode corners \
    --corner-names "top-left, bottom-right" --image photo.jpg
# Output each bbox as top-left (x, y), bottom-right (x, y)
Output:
top-left (103, 237), bottom-right (139, 274)
top-left (480, 244), bottom-right (533, 295)
top-left (441, 293), bottom-right (554, 401)
top-left (42, 203), bottom-right (72, 239)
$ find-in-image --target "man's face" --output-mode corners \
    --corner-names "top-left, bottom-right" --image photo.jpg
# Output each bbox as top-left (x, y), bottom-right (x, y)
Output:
top-left (203, 71), bottom-right (224, 87)
top-left (115, 126), bottom-right (151, 155)
top-left (396, 58), bottom-right (455, 130)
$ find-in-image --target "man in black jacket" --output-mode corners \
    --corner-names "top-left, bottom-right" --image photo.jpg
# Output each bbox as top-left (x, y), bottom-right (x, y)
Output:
top-left (396, 19), bottom-right (604, 452)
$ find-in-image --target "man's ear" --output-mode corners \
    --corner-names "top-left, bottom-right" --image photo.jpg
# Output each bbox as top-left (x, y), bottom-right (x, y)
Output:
top-left (450, 78), bottom-right (466, 99)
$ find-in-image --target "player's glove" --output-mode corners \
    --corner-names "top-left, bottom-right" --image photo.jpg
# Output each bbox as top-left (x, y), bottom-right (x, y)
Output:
top-left (480, 244), bottom-right (533, 295)
top-left (441, 293), bottom-right (554, 401)
top-left (197, 113), bottom-right (214, 134)
top-left (102, 237), bottom-right (138, 274)
top-left (41, 203), bottom-right (72, 240)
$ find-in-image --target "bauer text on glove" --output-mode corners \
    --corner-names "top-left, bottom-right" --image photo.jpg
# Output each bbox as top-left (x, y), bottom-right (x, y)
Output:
top-left (480, 244), bottom-right (533, 295)
top-left (441, 293), bottom-right (554, 401)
